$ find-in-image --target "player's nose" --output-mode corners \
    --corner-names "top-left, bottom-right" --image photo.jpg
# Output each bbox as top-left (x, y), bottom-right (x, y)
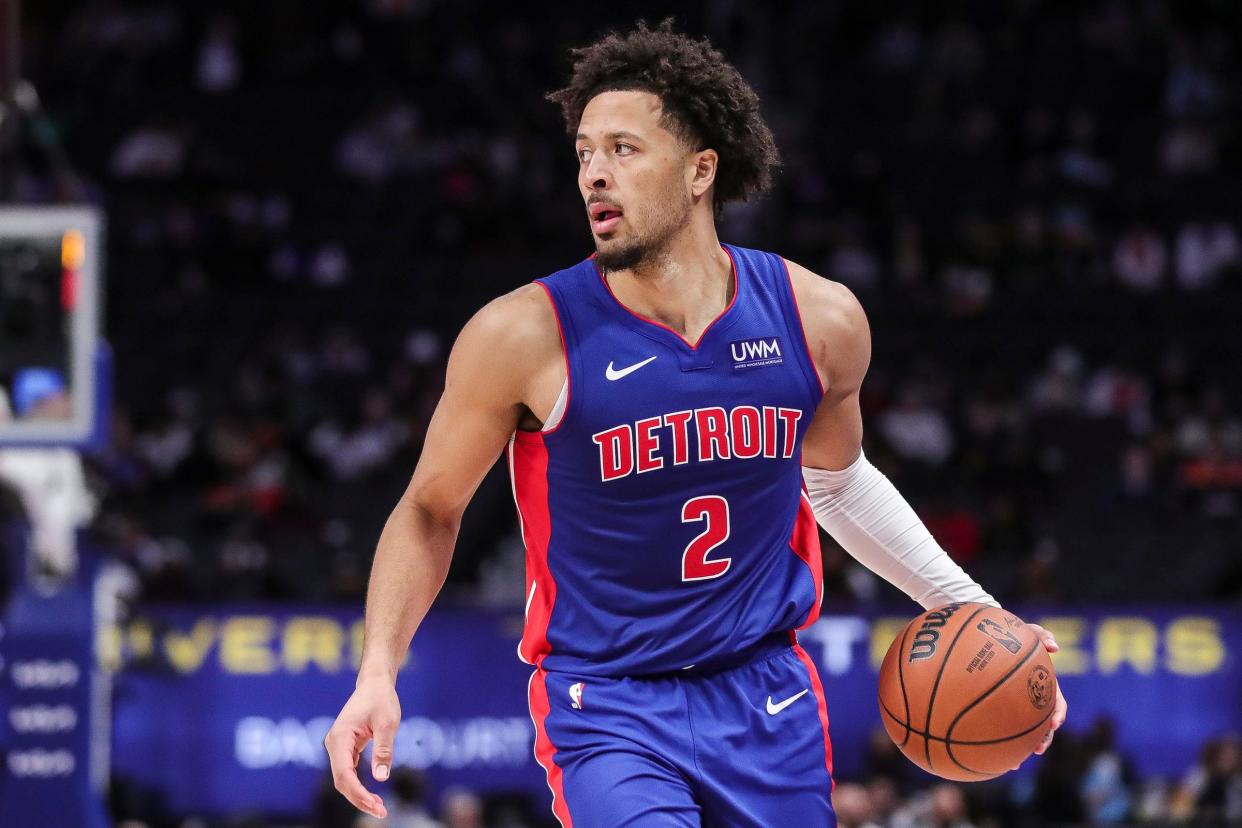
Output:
top-left (582, 154), bottom-right (613, 191)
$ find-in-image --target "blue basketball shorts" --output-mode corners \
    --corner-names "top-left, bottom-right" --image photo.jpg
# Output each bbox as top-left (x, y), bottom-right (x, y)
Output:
top-left (527, 635), bottom-right (837, 827)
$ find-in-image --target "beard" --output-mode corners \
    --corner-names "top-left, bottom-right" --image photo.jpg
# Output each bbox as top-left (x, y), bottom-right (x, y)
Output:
top-left (595, 236), bottom-right (661, 273)
top-left (594, 181), bottom-right (692, 274)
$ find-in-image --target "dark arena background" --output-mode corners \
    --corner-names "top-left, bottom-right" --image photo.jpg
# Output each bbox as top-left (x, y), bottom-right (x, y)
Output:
top-left (2, 1), bottom-right (1241, 826)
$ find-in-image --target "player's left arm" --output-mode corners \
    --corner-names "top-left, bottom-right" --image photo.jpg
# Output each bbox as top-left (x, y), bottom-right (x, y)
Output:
top-left (786, 259), bottom-right (1065, 754)
top-left (788, 257), bottom-right (992, 607)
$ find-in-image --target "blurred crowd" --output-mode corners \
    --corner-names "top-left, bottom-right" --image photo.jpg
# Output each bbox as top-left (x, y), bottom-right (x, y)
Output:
top-left (8, 3), bottom-right (1242, 826)
top-left (834, 723), bottom-right (1242, 828)
top-left (11, 0), bottom-right (1242, 607)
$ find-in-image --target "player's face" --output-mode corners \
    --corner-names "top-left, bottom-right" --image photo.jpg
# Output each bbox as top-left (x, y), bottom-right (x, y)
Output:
top-left (575, 91), bottom-right (695, 272)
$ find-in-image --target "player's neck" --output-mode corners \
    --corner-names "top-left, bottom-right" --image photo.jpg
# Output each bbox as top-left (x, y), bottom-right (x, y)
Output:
top-left (605, 220), bottom-right (733, 341)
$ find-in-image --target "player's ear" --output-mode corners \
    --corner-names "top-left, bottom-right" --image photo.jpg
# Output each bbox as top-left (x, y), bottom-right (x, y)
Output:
top-left (689, 148), bottom-right (718, 198)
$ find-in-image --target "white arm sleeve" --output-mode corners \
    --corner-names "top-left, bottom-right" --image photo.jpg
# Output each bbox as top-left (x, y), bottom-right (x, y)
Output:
top-left (802, 451), bottom-right (998, 610)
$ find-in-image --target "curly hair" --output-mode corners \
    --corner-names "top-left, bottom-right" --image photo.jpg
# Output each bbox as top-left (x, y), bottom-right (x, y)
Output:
top-left (547, 20), bottom-right (781, 209)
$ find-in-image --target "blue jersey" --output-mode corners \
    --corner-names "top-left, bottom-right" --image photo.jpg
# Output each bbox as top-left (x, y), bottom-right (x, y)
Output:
top-left (508, 243), bottom-right (825, 677)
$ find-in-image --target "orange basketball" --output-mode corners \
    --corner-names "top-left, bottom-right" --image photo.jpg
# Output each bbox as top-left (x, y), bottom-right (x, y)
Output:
top-left (877, 602), bottom-right (1058, 782)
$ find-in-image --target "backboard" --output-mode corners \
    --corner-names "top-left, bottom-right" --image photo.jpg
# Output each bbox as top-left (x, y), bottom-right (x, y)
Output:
top-left (0, 205), bottom-right (108, 448)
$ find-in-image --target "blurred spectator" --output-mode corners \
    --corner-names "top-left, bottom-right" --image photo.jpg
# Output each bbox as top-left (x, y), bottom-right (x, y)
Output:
top-left (1113, 225), bottom-right (1168, 292)
top-left (887, 783), bottom-right (977, 828)
top-left (928, 784), bottom-right (976, 828)
top-left (878, 383), bottom-right (954, 466)
top-left (1028, 348), bottom-right (1085, 415)
top-left (1030, 730), bottom-right (1087, 825)
top-left (1171, 735), bottom-right (1242, 823)
top-left (1165, 44), bottom-right (1222, 118)
top-left (356, 769), bottom-right (442, 828)
top-left (1175, 221), bottom-right (1240, 291)
top-left (1162, 122), bottom-right (1218, 176)
top-left (833, 782), bottom-right (882, 828)
top-left (135, 410), bottom-right (195, 478)
top-left (110, 119), bottom-right (188, 179)
top-left (441, 787), bottom-right (484, 828)
top-left (828, 237), bottom-right (881, 292)
top-left (922, 497), bottom-right (981, 564)
top-left (1079, 717), bottom-right (1134, 823)
top-left (312, 770), bottom-right (364, 828)
top-left (196, 14), bottom-right (242, 94)
top-left (867, 775), bottom-right (900, 826)
top-left (309, 388), bottom-right (408, 480)
top-left (1119, 442), bottom-right (1155, 500)
top-left (1016, 539), bottom-right (1062, 604)
top-left (1135, 777), bottom-right (1173, 823)
top-left (1084, 364), bottom-right (1150, 431)
top-left (337, 102), bottom-right (425, 182)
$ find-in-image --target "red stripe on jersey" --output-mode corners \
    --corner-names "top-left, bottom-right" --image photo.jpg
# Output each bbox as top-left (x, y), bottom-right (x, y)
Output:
top-left (792, 642), bottom-right (835, 785)
top-left (510, 432), bottom-right (556, 666)
top-left (528, 671), bottom-right (573, 827)
top-left (790, 491), bottom-right (824, 628)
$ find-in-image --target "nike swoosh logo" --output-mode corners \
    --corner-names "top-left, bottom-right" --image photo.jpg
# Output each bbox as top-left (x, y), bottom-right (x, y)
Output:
top-left (605, 356), bottom-right (657, 381)
top-left (765, 688), bottom-right (809, 715)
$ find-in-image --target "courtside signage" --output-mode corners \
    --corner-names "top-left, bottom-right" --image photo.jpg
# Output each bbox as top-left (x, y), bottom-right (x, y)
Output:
top-left (107, 605), bottom-right (1242, 818)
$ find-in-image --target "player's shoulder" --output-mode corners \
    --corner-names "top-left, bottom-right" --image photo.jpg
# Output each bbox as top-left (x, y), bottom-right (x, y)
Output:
top-left (439, 280), bottom-right (565, 415)
top-left (781, 257), bottom-right (869, 345)
top-left (459, 282), bottom-right (561, 363)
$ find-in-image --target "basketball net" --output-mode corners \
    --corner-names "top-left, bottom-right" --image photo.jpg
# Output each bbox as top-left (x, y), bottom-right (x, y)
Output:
top-left (0, 387), bottom-right (96, 585)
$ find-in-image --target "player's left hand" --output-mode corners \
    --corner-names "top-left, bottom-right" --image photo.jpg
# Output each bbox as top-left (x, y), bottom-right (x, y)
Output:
top-left (1025, 623), bottom-right (1067, 756)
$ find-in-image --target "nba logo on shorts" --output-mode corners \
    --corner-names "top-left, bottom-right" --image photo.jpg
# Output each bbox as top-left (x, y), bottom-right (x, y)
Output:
top-left (569, 682), bottom-right (585, 710)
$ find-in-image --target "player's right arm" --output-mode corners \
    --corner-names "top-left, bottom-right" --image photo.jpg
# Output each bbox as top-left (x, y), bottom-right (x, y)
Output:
top-left (324, 284), bottom-right (563, 819)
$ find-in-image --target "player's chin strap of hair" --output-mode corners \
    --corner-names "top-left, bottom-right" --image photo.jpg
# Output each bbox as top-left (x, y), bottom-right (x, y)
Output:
top-left (803, 450), bottom-right (999, 610)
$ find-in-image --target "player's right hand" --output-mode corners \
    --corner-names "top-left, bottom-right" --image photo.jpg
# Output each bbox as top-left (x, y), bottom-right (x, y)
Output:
top-left (324, 677), bottom-right (401, 819)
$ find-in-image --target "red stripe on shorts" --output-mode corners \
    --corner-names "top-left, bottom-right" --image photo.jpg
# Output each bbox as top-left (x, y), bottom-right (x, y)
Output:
top-left (793, 642), bottom-right (835, 785)
top-left (528, 670), bottom-right (573, 827)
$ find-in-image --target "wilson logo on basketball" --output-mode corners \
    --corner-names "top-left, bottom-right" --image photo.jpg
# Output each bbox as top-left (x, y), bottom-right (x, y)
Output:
top-left (906, 602), bottom-right (965, 663)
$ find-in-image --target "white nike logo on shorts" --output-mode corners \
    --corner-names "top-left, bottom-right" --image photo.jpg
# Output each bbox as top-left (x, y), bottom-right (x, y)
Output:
top-left (765, 688), bottom-right (809, 715)
top-left (605, 356), bottom-right (657, 380)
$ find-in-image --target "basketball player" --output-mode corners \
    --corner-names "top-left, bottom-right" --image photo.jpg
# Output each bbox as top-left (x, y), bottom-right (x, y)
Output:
top-left (325, 22), bottom-right (1067, 826)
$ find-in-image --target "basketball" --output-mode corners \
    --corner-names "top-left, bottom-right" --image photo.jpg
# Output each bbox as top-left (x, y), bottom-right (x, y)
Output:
top-left (877, 603), bottom-right (1058, 782)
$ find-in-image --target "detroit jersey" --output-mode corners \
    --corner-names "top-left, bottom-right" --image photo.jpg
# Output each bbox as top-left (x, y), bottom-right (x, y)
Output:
top-left (508, 244), bottom-right (826, 677)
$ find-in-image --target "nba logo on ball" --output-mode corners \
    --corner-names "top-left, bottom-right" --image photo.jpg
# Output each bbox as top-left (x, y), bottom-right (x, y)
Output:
top-left (569, 682), bottom-right (585, 710)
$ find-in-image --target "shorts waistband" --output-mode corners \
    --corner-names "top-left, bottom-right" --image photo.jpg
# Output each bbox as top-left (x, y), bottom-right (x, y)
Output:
top-left (674, 631), bottom-right (793, 677)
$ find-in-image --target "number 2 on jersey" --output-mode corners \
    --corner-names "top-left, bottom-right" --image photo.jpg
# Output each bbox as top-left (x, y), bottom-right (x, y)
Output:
top-left (681, 495), bottom-right (731, 581)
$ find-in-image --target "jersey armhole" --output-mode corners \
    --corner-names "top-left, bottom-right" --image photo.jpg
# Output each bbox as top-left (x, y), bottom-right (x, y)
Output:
top-left (542, 380), bottom-right (568, 432)
top-left (777, 257), bottom-right (827, 400)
